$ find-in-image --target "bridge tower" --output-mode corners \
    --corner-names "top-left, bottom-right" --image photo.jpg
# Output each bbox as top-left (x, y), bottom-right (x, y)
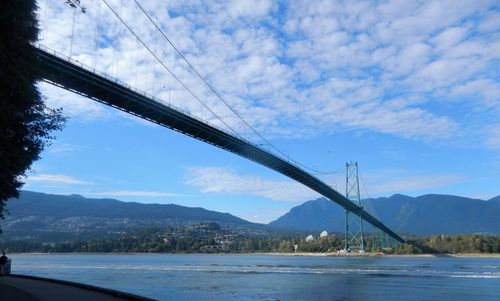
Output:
top-left (344, 162), bottom-right (365, 252)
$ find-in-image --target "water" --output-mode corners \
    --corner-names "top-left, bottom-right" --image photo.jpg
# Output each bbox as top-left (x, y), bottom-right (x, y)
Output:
top-left (9, 254), bottom-right (500, 300)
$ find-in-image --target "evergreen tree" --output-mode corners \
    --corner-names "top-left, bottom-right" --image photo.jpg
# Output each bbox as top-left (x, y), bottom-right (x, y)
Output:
top-left (0, 0), bottom-right (66, 222)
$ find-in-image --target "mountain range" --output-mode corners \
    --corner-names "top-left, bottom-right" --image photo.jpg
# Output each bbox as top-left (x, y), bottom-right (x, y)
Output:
top-left (1, 191), bottom-right (499, 241)
top-left (1, 191), bottom-right (261, 241)
top-left (269, 194), bottom-right (500, 235)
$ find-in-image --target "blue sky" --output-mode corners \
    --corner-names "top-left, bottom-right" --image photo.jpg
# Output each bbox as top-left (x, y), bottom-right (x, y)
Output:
top-left (25, 0), bottom-right (499, 223)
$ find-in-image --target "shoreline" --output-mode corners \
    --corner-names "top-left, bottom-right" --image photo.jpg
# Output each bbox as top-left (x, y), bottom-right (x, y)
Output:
top-left (255, 252), bottom-right (499, 258)
top-left (8, 252), bottom-right (500, 258)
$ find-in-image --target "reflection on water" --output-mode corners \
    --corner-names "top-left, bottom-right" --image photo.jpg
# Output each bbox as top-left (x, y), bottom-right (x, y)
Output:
top-left (10, 254), bottom-right (500, 300)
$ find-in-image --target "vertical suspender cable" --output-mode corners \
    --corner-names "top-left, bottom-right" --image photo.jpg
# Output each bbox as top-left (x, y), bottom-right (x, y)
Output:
top-left (42, 0), bottom-right (50, 41)
top-left (101, 0), bottom-right (240, 137)
top-left (94, 0), bottom-right (101, 69)
top-left (132, 0), bottom-right (350, 175)
top-left (69, 7), bottom-right (76, 57)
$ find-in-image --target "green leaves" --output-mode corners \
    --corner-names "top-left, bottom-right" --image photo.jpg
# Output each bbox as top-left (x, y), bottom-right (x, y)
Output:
top-left (0, 0), bottom-right (66, 223)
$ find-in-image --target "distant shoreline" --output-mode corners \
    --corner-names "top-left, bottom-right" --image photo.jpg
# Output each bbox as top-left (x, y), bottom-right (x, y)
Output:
top-left (258, 252), bottom-right (500, 258)
top-left (8, 252), bottom-right (500, 258)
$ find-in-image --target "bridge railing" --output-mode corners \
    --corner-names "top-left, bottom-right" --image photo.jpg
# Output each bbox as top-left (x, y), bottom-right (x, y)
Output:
top-left (35, 44), bottom-right (303, 164)
top-left (35, 44), bottom-right (217, 129)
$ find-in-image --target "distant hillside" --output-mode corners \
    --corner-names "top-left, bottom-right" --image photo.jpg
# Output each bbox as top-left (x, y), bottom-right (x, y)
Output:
top-left (268, 198), bottom-right (346, 232)
top-left (269, 194), bottom-right (500, 235)
top-left (1, 191), bottom-right (262, 241)
top-left (489, 195), bottom-right (500, 203)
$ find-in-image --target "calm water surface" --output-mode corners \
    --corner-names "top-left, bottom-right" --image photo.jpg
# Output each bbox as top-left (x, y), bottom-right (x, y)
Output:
top-left (9, 254), bottom-right (500, 300)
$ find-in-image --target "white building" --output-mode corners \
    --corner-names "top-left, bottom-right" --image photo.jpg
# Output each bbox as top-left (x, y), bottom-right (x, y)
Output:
top-left (320, 231), bottom-right (328, 238)
top-left (305, 235), bottom-right (314, 242)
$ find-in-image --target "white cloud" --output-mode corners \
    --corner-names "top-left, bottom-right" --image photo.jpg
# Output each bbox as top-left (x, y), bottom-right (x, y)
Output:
top-left (368, 175), bottom-right (463, 195)
top-left (39, 82), bottom-right (111, 121)
top-left (185, 165), bottom-right (465, 203)
top-left (36, 0), bottom-right (500, 147)
top-left (360, 169), bottom-right (464, 196)
top-left (47, 143), bottom-right (81, 155)
top-left (240, 209), bottom-right (290, 224)
top-left (465, 192), bottom-right (499, 201)
top-left (185, 166), bottom-right (319, 202)
top-left (27, 174), bottom-right (93, 185)
top-left (486, 124), bottom-right (500, 150)
top-left (227, 0), bottom-right (272, 19)
top-left (82, 191), bottom-right (185, 197)
top-left (478, 11), bottom-right (500, 32)
top-left (450, 79), bottom-right (500, 111)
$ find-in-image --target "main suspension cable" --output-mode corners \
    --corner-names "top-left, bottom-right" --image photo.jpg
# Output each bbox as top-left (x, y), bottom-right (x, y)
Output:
top-left (132, 0), bottom-right (345, 175)
top-left (101, 0), bottom-right (240, 137)
top-left (359, 169), bottom-right (380, 220)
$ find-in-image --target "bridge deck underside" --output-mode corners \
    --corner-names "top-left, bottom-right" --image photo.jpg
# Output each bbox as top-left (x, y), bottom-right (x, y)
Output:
top-left (35, 47), bottom-right (404, 243)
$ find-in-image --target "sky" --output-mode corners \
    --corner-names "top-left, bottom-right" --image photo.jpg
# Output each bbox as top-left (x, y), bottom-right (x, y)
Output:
top-left (24, 0), bottom-right (499, 223)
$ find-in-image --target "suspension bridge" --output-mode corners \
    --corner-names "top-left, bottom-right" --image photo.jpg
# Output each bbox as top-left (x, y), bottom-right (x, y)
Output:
top-left (34, 0), bottom-right (405, 246)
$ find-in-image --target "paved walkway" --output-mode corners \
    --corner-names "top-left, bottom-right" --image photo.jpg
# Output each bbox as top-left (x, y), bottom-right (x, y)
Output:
top-left (0, 275), bottom-right (154, 301)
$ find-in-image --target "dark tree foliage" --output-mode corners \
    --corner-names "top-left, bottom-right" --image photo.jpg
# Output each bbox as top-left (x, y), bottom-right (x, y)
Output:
top-left (0, 0), bottom-right (66, 220)
top-left (0, 224), bottom-right (346, 254)
top-left (1, 224), bottom-right (499, 254)
top-left (393, 235), bottom-right (500, 254)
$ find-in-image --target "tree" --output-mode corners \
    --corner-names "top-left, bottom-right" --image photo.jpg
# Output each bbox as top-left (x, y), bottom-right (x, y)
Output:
top-left (0, 0), bottom-right (66, 222)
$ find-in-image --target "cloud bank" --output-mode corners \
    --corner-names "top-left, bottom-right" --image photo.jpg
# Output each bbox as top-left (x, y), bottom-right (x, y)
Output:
top-left (36, 0), bottom-right (499, 149)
